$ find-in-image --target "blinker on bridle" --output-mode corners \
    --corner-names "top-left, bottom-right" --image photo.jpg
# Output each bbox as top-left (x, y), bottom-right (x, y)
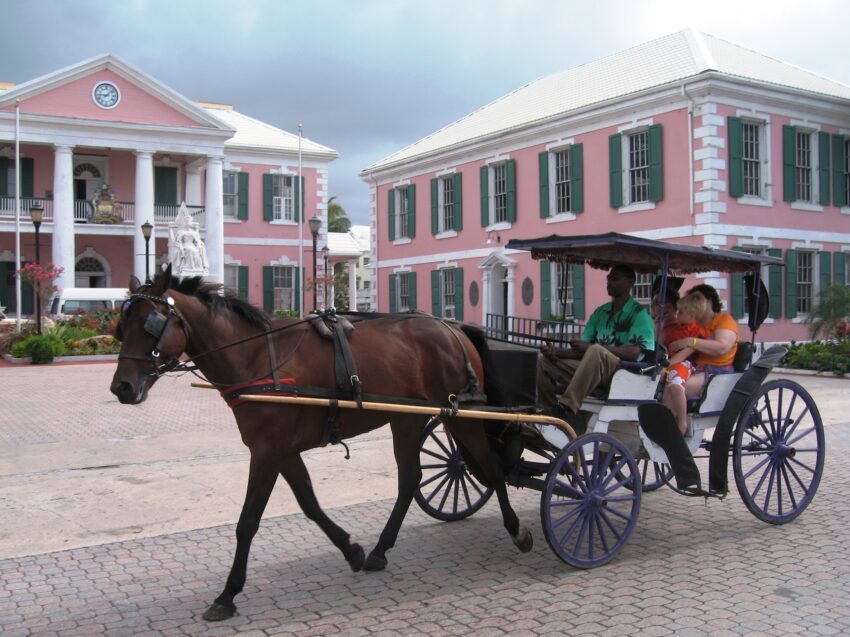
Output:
top-left (117, 292), bottom-right (186, 376)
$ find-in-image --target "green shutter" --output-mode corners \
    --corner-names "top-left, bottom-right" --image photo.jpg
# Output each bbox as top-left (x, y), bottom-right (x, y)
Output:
top-left (237, 172), bottom-right (249, 220)
top-left (406, 183), bottom-right (416, 238)
top-left (572, 264), bottom-right (585, 320)
top-left (539, 151), bottom-right (550, 218)
top-left (262, 266), bottom-right (274, 312)
top-left (453, 172), bottom-right (463, 232)
top-left (782, 125), bottom-right (797, 202)
top-left (819, 252), bottom-right (832, 290)
top-left (768, 248), bottom-right (783, 319)
top-left (648, 124), bottom-right (663, 202)
top-left (833, 252), bottom-right (847, 286)
top-left (728, 117), bottom-right (744, 198)
top-left (293, 176), bottom-right (304, 222)
top-left (730, 247), bottom-right (746, 319)
top-left (506, 159), bottom-right (517, 222)
top-left (609, 133), bottom-right (623, 207)
top-left (387, 188), bottom-right (395, 241)
top-left (431, 269), bottom-right (441, 317)
top-left (785, 249), bottom-right (797, 318)
top-left (818, 132), bottom-right (831, 206)
top-left (0, 262), bottom-right (11, 312)
top-left (430, 178), bottom-right (439, 235)
top-left (833, 134), bottom-right (847, 207)
top-left (453, 267), bottom-right (464, 322)
top-left (237, 266), bottom-right (249, 300)
top-left (480, 165), bottom-right (489, 226)
top-left (0, 157), bottom-right (8, 197)
top-left (540, 260), bottom-right (551, 319)
top-left (389, 274), bottom-right (397, 313)
top-left (571, 144), bottom-right (584, 213)
top-left (154, 166), bottom-right (178, 204)
top-left (408, 271), bottom-right (417, 310)
top-left (20, 157), bottom-right (34, 198)
top-left (263, 174), bottom-right (274, 221)
top-left (293, 266), bottom-right (301, 313)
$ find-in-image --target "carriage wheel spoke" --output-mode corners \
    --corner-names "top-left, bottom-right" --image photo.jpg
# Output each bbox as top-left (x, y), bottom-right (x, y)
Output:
top-left (779, 463), bottom-right (798, 511)
top-left (419, 468), bottom-right (450, 490)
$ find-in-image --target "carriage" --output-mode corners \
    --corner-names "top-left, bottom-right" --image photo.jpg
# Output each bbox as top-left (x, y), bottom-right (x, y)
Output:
top-left (110, 232), bottom-right (825, 620)
top-left (413, 232), bottom-right (825, 567)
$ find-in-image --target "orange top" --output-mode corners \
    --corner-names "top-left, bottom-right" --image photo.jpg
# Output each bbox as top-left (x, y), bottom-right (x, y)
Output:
top-left (696, 312), bottom-right (739, 367)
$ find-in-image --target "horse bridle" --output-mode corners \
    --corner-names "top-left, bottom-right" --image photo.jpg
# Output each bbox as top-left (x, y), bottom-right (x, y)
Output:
top-left (117, 291), bottom-right (188, 376)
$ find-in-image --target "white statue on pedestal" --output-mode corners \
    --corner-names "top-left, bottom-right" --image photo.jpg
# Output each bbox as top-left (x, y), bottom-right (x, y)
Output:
top-left (168, 202), bottom-right (209, 278)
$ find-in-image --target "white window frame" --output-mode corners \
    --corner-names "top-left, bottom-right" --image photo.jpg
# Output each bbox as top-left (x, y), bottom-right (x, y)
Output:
top-left (223, 264), bottom-right (240, 297)
top-left (491, 163), bottom-right (508, 225)
top-left (440, 268), bottom-right (456, 320)
top-left (616, 124), bottom-right (656, 213)
top-left (736, 116), bottom-right (772, 207)
top-left (223, 170), bottom-right (238, 218)
top-left (795, 249), bottom-right (815, 317)
top-left (396, 271), bottom-right (411, 312)
top-left (550, 262), bottom-right (574, 318)
top-left (632, 272), bottom-right (653, 305)
top-left (272, 265), bottom-right (296, 312)
top-left (272, 174), bottom-right (294, 222)
top-left (437, 175), bottom-right (455, 234)
top-left (791, 127), bottom-right (823, 211)
top-left (394, 187), bottom-right (410, 241)
top-left (626, 129), bottom-right (649, 205)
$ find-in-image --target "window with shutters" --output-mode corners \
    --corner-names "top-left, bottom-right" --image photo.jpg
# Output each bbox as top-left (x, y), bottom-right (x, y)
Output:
top-left (796, 131), bottom-right (813, 203)
top-left (271, 175), bottom-right (294, 221)
top-left (4, 162), bottom-right (17, 196)
top-left (493, 163), bottom-right (507, 223)
top-left (739, 246), bottom-right (769, 321)
top-left (783, 126), bottom-right (827, 208)
top-left (554, 150), bottom-right (572, 214)
top-left (742, 122), bottom-right (762, 197)
top-left (395, 188), bottom-right (410, 239)
top-left (273, 265), bottom-right (296, 312)
top-left (223, 265), bottom-right (239, 296)
top-left (632, 273), bottom-right (654, 305)
top-left (628, 131), bottom-right (649, 204)
top-left (845, 139), bottom-right (850, 207)
top-left (440, 268), bottom-right (456, 319)
top-left (223, 171), bottom-right (238, 218)
top-left (439, 176), bottom-right (454, 232)
top-left (796, 250), bottom-right (814, 314)
top-left (551, 262), bottom-right (574, 317)
top-left (398, 273), bottom-right (411, 311)
top-left (481, 159), bottom-right (516, 228)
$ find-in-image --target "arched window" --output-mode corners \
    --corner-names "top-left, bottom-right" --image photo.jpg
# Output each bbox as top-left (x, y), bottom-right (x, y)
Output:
top-left (74, 163), bottom-right (102, 179)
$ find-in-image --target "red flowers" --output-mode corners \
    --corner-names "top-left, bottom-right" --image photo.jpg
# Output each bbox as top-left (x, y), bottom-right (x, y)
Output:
top-left (15, 262), bottom-right (64, 301)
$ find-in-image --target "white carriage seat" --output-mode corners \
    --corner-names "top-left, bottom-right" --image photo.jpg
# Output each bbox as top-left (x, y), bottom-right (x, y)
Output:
top-left (580, 363), bottom-right (661, 410)
top-left (689, 372), bottom-right (744, 416)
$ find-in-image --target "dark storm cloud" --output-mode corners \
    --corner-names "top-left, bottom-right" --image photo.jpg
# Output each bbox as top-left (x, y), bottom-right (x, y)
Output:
top-left (2, 0), bottom-right (848, 224)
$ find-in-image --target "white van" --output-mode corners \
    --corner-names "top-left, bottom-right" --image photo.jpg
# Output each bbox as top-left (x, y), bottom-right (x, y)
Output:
top-left (50, 288), bottom-right (129, 318)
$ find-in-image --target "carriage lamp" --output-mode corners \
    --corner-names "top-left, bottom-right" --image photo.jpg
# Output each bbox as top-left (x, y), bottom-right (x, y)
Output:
top-left (141, 221), bottom-right (153, 284)
top-left (29, 203), bottom-right (44, 335)
top-left (322, 245), bottom-right (330, 309)
top-left (308, 215), bottom-right (322, 311)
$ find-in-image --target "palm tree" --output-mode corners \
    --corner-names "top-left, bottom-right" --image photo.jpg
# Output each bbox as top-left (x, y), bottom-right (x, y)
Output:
top-left (806, 284), bottom-right (850, 341)
top-left (327, 196), bottom-right (351, 233)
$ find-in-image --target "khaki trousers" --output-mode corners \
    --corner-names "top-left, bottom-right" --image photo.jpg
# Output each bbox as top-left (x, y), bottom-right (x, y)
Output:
top-left (537, 343), bottom-right (622, 412)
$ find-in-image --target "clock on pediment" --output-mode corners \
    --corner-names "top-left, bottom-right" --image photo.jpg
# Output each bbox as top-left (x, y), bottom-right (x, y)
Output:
top-left (92, 81), bottom-right (121, 109)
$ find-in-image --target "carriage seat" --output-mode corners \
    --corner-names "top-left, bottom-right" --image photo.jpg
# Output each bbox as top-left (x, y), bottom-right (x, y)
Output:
top-left (685, 342), bottom-right (753, 413)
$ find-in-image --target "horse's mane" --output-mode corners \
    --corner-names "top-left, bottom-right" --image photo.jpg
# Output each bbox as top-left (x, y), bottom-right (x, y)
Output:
top-left (171, 276), bottom-right (270, 331)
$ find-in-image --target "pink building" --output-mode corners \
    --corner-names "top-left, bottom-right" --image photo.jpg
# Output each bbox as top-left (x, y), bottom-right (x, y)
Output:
top-left (361, 30), bottom-right (850, 344)
top-left (0, 54), bottom-right (337, 316)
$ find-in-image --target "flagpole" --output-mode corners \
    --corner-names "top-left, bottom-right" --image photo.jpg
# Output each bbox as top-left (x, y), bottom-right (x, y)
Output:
top-left (298, 123), bottom-right (304, 318)
top-left (14, 100), bottom-right (21, 331)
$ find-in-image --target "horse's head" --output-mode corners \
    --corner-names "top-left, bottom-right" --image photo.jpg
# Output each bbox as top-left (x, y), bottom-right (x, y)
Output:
top-left (110, 265), bottom-right (189, 404)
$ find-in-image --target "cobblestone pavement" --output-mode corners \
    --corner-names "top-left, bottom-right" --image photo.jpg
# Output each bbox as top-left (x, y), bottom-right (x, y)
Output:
top-left (1, 362), bottom-right (849, 635)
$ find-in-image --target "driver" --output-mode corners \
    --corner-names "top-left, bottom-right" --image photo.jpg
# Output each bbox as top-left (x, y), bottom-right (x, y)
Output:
top-left (537, 264), bottom-right (655, 433)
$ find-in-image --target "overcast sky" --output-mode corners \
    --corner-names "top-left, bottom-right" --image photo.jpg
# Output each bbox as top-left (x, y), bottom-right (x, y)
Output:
top-left (2, 0), bottom-right (848, 226)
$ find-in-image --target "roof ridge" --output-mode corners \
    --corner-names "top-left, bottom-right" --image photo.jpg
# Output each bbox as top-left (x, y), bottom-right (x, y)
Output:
top-left (684, 28), bottom-right (716, 72)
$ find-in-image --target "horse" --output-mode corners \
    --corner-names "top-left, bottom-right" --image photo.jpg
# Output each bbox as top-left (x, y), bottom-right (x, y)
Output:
top-left (109, 266), bottom-right (532, 622)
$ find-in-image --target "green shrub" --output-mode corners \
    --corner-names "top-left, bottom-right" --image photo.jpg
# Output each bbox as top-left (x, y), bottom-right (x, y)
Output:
top-left (274, 309), bottom-right (299, 318)
top-left (781, 340), bottom-right (849, 376)
top-left (11, 334), bottom-right (66, 363)
top-left (58, 310), bottom-right (119, 335)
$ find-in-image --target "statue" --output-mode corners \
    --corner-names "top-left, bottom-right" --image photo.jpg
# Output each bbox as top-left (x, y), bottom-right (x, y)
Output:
top-left (168, 202), bottom-right (209, 278)
top-left (90, 183), bottom-right (123, 224)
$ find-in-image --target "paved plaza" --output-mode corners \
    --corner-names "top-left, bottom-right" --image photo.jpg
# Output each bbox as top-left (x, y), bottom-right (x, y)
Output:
top-left (1, 361), bottom-right (849, 636)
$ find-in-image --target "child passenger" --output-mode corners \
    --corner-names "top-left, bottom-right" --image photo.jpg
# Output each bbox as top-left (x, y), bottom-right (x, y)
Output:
top-left (660, 292), bottom-right (708, 435)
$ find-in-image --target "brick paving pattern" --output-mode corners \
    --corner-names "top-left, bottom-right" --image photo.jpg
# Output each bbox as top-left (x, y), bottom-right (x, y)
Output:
top-left (2, 426), bottom-right (849, 636)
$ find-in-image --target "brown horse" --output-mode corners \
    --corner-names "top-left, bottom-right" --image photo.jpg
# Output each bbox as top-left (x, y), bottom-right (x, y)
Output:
top-left (110, 267), bottom-right (531, 621)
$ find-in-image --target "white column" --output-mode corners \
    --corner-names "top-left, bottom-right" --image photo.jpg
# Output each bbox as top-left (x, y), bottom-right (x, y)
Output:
top-left (185, 158), bottom-right (203, 206)
top-left (481, 268), bottom-right (491, 324)
top-left (506, 263), bottom-right (516, 317)
top-left (52, 145), bottom-right (75, 291)
top-left (134, 151), bottom-right (154, 282)
top-left (348, 260), bottom-right (357, 311)
top-left (204, 156), bottom-right (224, 283)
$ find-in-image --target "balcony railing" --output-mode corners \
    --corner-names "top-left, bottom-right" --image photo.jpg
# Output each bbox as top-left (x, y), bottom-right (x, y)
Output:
top-left (1, 197), bottom-right (204, 227)
top-left (485, 313), bottom-right (583, 347)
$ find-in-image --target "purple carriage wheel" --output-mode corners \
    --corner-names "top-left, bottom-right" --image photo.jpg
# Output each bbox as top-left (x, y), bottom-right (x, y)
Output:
top-left (635, 459), bottom-right (674, 492)
top-left (733, 379), bottom-right (825, 525)
top-left (414, 419), bottom-right (494, 521)
top-left (541, 433), bottom-right (641, 568)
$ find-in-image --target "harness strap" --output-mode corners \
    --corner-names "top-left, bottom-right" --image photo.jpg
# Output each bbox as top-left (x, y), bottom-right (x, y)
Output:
top-left (266, 332), bottom-right (281, 390)
top-left (328, 312), bottom-right (362, 408)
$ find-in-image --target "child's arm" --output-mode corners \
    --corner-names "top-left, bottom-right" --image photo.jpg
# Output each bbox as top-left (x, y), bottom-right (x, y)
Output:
top-left (667, 346), bottom-right (694, 367)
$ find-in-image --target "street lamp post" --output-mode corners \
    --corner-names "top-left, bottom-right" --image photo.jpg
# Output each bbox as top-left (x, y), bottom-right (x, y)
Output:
top-left (141, 221), bottom-right (153, 284)
top-left (29, 203), bottom-right (44, 335)
top-left (322, 245), bottom-right (330, 310)
top-left (308, 215), bottom-right (321, 311)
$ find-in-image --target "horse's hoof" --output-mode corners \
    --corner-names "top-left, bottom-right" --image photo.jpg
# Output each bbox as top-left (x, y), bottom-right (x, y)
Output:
top-left (512, 526), bottom-right (533, 553)
top-left (202, 601), bottom-right (237, 622)
top-left (363, 553), bottom-right (388, 572)
top-left (346, 543), bottom-right (365, 572)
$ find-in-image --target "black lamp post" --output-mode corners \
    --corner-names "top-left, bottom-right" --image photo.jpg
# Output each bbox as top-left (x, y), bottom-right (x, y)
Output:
top-left (308, 215), bottom-right (321, 311)
top-left (29, 203), bottom-right (44, 335)
top-left (322, 245), bottom-right (330, 309)
top-left (141, 221), bottom-right (153, 284)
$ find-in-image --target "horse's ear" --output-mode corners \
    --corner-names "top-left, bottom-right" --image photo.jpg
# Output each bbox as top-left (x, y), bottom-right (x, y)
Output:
top-left (129, 276), bottom-right (141, 293)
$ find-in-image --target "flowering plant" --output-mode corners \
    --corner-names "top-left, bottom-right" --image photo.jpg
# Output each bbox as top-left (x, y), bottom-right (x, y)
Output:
top-left (15, 262), bottom-right (64, 307)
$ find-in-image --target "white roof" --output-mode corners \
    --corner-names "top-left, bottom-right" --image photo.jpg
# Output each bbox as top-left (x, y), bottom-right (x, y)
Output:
top-left (203, 107), bottom-right (338, 158)
top-left (349, 225), bottom-right (371, 251)
top-left (327, 231), bottom-right (364, 258)
top-left (364, 29), bottom-right (850, 173)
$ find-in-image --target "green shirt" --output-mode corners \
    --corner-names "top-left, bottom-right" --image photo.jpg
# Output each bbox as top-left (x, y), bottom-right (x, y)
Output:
top-left (582, 296), bottom-right (655, 358)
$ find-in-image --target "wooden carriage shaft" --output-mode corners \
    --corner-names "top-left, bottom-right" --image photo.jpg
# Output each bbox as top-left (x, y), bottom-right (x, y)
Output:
top-left (191, 382), bottom-right (575, 438)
